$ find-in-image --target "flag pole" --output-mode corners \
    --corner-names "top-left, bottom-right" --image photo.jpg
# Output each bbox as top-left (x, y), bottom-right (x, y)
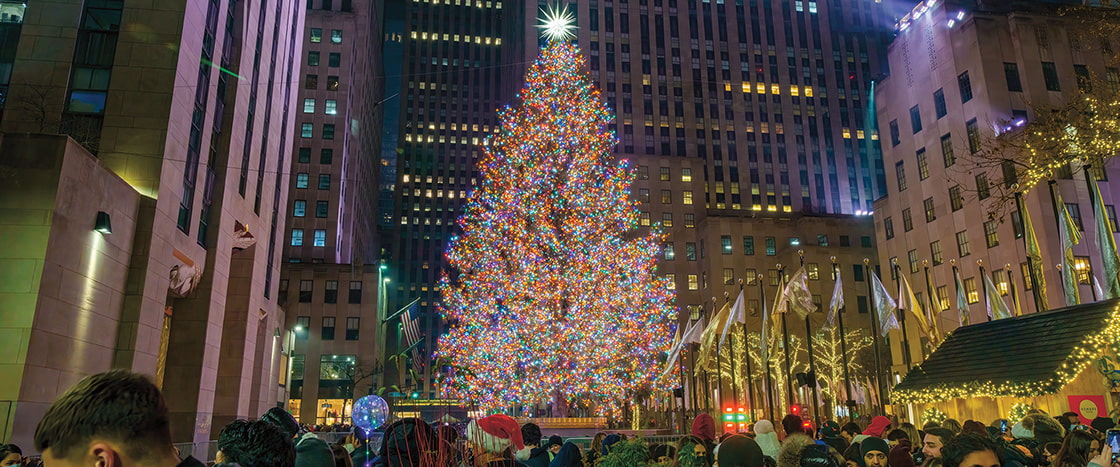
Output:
top-left (891, 259), bottom-right (913, 370)
top-left (951, 259), bottom-right (970, 327)
top-left (732, 281), bottom-right (745, 414)
top-left (677, 329), bottom-right (688, 433)
top-left (1014, 189), bottom-right (1044, 313)
top-left (831, 257), bottom-right (855, 421)
top-left (716, 294), bottom-right (728, 412)
top-left (979, 260), bottom-right (992, 322)
top-left (922, 260), bottom-right (939, 353)
top-left (778, 263), bottom-right (795, 409)
top-left (759, 272), bottom-right (775, 421)
top-left (1008, 263), bottom-right (1023, 317)
top-left (864, 258), bottom-right (886, 414)
top-left (800, 251), bottom-right (821, 427)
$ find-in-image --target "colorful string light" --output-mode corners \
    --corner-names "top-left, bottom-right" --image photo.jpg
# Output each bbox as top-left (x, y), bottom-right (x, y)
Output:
top-left (436, 41), bottom-right (675, 415)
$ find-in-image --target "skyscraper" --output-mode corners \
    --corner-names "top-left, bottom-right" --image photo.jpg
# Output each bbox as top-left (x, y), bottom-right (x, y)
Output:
top-left (278, 0), bottom-right (386, 424)
top-left (0, 0), bottom-right (303, 443)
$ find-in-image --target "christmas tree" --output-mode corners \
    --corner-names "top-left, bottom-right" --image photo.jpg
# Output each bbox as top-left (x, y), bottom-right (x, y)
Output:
top-left (436, 33), bottom-right (675, 415)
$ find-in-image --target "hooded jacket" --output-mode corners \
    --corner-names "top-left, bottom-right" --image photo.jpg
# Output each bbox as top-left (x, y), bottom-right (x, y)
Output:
top-left (548, 442), bottom-right (583, 467)
top-left (693, 413), bottom-right (717, 442)
top-left (377, 418), bottom-right (437, 467)
top-left (295, 434), bottom-right (335, 467)
top-left (863, 417), bottom-right (893, 438)
top-left (754, 419), bottom-right (782, 460)
top-left (888, 439), bottom-right (917, 467)
top-left (517, 446), bottom-right (552, 467)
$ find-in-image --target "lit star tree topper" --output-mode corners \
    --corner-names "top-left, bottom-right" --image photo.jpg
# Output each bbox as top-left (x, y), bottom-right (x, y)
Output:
top-left (537, 3), bottom-right (577, 42)
top-left (436, 39), bottom-right (676, 416)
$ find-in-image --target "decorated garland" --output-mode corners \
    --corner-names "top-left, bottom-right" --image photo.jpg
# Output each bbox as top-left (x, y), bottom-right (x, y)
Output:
top-left (1009, 403), bottom-right (1033, 423)
top-left (923, 407), bottom-right (948, 426)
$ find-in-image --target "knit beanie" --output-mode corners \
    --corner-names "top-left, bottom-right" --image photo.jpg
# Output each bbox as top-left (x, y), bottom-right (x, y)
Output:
top-left (859, 438), bottom-right (890, 459)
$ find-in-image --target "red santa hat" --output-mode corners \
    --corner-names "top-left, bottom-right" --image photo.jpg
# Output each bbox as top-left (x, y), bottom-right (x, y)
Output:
top-left (467, 414), bottom-right (525, 454)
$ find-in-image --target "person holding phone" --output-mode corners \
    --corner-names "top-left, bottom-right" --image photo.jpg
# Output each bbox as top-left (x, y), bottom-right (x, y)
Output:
top-left (1051, 430), bottom-right (1099, 467)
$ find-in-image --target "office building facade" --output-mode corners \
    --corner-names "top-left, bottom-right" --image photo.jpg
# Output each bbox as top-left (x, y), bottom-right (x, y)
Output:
top-left (0, 0), bottom-right (303, 444)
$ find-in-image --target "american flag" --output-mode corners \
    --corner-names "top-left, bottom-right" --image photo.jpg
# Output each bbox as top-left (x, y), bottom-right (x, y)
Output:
top-left (399, 299), bottom-right (424, 371)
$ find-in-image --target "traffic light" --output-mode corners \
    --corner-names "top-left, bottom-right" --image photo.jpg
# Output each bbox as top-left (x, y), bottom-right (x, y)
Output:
top-left (723, 406), bottom-right (750, 432)
top-left (789, 404), bottom-right (803, 417)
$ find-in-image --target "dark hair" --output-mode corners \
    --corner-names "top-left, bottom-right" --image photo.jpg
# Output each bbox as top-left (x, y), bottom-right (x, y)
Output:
top-left (330, 444), bottom-right (354, 467)
top-left (941, 419), bottom-right (963, 435)
top-left (942, 433), bottom-right (1001, 467)
top-left (841, 423), bottom-right (862, 436)
top-left (924, 428), bottom-right (955, 446)
top-left (651, 443), bottom-right (676, 460)
top-left (217, 419), bottom-right (296, 467)
top-left (784, 415), bottom-right (807, 436)
top-left (801, 444), bottom-right (843, 467)
top-left (521, 423), bottom-right (543, 447)
top-left (0, 444), bottom-right (21, 459)
top-left (887, 429), bottom-right (909, 442)
top-left (34, 370), bottom-right (172, 462)
top-left (1051, 429), bottom-right (1097, 467)
top-left (960, 421), bottom-right (988, 437)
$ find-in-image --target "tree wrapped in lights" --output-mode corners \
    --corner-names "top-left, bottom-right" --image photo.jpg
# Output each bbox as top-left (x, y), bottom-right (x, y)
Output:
top-left (813, 327), bottom-right (873, 408)
top-left (436, 39), bottom-right (675, 415)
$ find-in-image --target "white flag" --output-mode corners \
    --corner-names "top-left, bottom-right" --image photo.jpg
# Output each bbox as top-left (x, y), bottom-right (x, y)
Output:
top-left (871, 271), bottom-right (899, 336)
top-left (776, 267), bottom-right (817, 319)
top-left (719, 289), bottom-right (746, 348)
top-left (984, 272), bottom-right (1013, 320)
top-left (825, 272), bottom-right (843, 330)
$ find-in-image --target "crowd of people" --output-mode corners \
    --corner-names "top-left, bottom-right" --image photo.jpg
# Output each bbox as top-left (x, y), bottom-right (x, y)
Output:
top-left (5, 369), bottom-right (1120, 467)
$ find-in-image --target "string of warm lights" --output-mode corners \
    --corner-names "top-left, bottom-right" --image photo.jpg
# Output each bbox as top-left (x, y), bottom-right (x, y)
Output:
top-left (1009, 402), bottom-right (1034, 423)
top-left (891, 306), bottom-right (1120, 404)
top-left (922, 407), bottom-right (948, 425)
top-left (436, 40), bottom-right (675, 416)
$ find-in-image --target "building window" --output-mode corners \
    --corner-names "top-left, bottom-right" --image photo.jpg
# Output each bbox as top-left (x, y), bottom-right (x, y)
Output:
top-left (889, 119), bottom-right (900, 147)
top-left (993, 269), bottom-right (1009, 295)
top-left (924, 197), bottom-right (936, 222)
top-left (291, 229), bottom-right (304, 246)
top-left (743, 236), bottom-right (755, 255)
top-left (301, 123), bottom-right (313, 138)
top-left (984, 220), bottom-right (999, 247)
top-left (682, 191), bottom-right (694, 205)
top-left (665, 274), bottom-right (677, 290)
top-left (331, 29), bottom-right (342, 44)
top-left (305, 74), bottom-right (318, 89)
top-left (298, 147), bottom-right (311, 163)
top-left (320, 149), bottom-right (333, 164)
top-left (316, 201), bottom-right (328, 218)
top-left (1021, 263), bottom-right (1033, 290)
top-left (661, 212), bottom-right (673, 227)
top-left (976, 173), bottom-right (990, 199)
top-left (1075, 64), bottom-right (1092, 92)
top-left (310, 28), bottom-right (322, 43)
top-left (324, 280), bottom-right (338, 303)
top-left (321, 317), bottom-right (335, 340)
top-left (296, 173), bottom-right (309, 188)
top-left (950, 185), bottom-right (964, 211)
top-left (349, 281), bottom-right (362, 304)
top-left (818, 235), bottom-right (829, 246)
top-left (327, 76), bottom-right (339, 91)
top-left (1067, 203), bottom-right (1084, 230)
top-left (1042, 62), bottom-right (1061, 91)
top-left (941, 133), bottom-right (955, 167)
top-left (723, 268), bottom-right (735, 285)
top-left (956, 231), bottom-right (971, 257)
top-left (917, 148), bottom-right (929, 180)
top-left (908, 249), bottom-right (920, 274)
top-left (684, 213), bottom-right (695, 228)
top-left (902, 208), bottom-right (913, 232)
top-left (1071, 256), bottom-right (1093, 284)
top-left (664, 242), bottom-right (676, 260)
top-left (308, 51), bottom-right (320, 66)
top-left (687, 274), bottom-right (699, 290)
top-left (1109, 67), bottom-right (1120, 92)
top-left (937, 285), bottom-right (949, 311)
top-left (910, 105), bottom-right (922, 134)
top-left (303, 98), bottom-right (315, 113)
top-left (660, 167), bottom-right (671, 181)
top-left (637, 166), bottom-right (649, 180)
top-left (325, 99), bottom-right (337, 115)
top-left (765, 237), bottom-right (777, 256)
top-left (896, 161), bottom-right (907, 191)
top-left (1012, 210), bottom-right (1024, 238)
top-left (638, 189), bottom-right (649, 203)
top-left (661, 189), bottom-right (672, 203)
top-left (313, 230), bottom-right (326, 247)
top-left (861, 236), bottom-right (873, 248)
top-left (681, 168), bottom-right (692, 182)
top-left (966, 119), bottom-right (981, 153)
top-left (299, 280), bottom-right (313, 303)
top-left (769, 269), bottom-right (781, 286)
top-left (328, 52), bottom-right (341, 67)
top-left (346, 317), bottom-right (360, 340)
top-left (318, 175), bottom-right (331, 190)
top-left (1107, 205), bottom-right (1119, 232)
top-left (686, 242), bottom-right (697, 261)
top-left (840, 236), bottom-right (851, 247)
top-left (322, 124), bottom-right (335, 139)
top-left (853, 264), bottom-right (865, 282)
top-left (884, 217), bottom-right (895, 239)
top-left (931, 240), bottom-right (943, 265)
top-left (293, 200), bottom-right (306, 217)
top-left (857, 295), bottom-right (868, 313)
top-left (964, 277), bottom-right (979, 303)
top-left (1004, 63), bottom-right (1022, 92)
top-left (721, 235), bottom-right (733, 254)
top-left (639, 211), bottom-right (650, 226)
top-left (958, 71), bottom-right (973, 103)
top-left (933, 88), bottom-right (947, 119)
top-left (808, 263), bottom-right (820, 280)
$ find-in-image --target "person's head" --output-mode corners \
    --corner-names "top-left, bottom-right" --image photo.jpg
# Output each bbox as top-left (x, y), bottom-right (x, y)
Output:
top-left (1091, 416), bottom-right (1116, 434)
top-left (940, 419), bottom-right (962, 435)
top-left (590, 432), bottom-right (606, 451)
top-left (693, 413), bottom-right (717, 442)
top-left (34, 370), bottom-right (178, 467)
top-left (520, 423), bottom-right (542, 448)
top-left (960, 421), bottom-right (987, 437)
top-left (651, 443), bottom-right (677, 463)
top-left (717, 435), bottom-right (764, 467)
top-left (779, 434), bottom-right (817, 467)
top-left (941, 433), bottom-right (1000, 467)
top-left (798, 444), bottom-right (843, 467)
top-left (1062, 412), bottom-right (1081, 428)
top-left (1042, 442), bottom-right (1062, 463)
top-left (330, 444), bottom-right (353, 467)
top-left (840, 423), bottom-right (861, 442)
top-left (886, 429), bottom-right (909, 447)
top-left (0, 444), bottom-right (22, 467)
top-left (783, 415), bottom-right (807, 437)
top-left (922, 428), bottom-right (954, 460)
top-left (859, 437), bottom-right (889, 467)
top-left (843, 443), bottom-right (863, 467)
top-left (548, 435), bottom-right (563, 454)
top-left (1052, 428), bottom-right (1098, 467)
top-left (215, 419), bottom-right (295, 467)
top-left (262, 407), bottom-right (302, 439)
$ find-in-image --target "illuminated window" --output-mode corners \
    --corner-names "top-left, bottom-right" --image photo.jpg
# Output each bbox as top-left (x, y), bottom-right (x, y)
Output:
top-left (937, 286), bottom-right (949, 311)
top-left (313, 230), bottom-right (326, 247)
top-left (950, 185), bottom-right (964, 211)
top-left (745, 269), bottom-right (758, 285)
top-left (303, 98), bottom-right (315, 113)
top-left (684, 213), bottom-right (695, 228)
top-left (664, 242), bottom-right (675, 260)
top-left (686, 243), bottom-right (697, 261)
top-left (1074, 256), bottom-right (1091, 284)
top-left (765, 237), bottom-right (776, 256)
top-left (640, 211), bottom-right (650, 226)
top-left (318, 175), bottom-right (331, 190)
top-left (924, 197), bottom-right (936, 222)
top-left (681, 168), bottom-right (692, 182)
top-left (296, 173), bottom-right (309, 189)
top-left (993, 269), bottom-right (1009, 295)
top-left (957, 231), bottom-right (971, 257)
top-left (662, 212), bottom-right (673, 227)
top-left (682, 191), bottom-right (694, 205)
top-left (687, 274), bottom-right (699, 290)
top-left (660, 167), bottom-right (671, 181)
top-left (908, 249), bottom-right (919, 274)
top-left (917, 148), bottom-right (929, 180)
top-left (661, 190), bottom-right (672, 204)
top-left (721, 235), bottom-right (733, 254)
top-left (291, 229), bottom-right (304, 246)
top-left (293, 200), bottom-right (306, 217)
top-left (310, 28), bottom-right (322, 43)
top-left (331, 29), bottom-right (342, 44)
top-left (301, 123), bottom-right (313, 138)
top-left (666, 274), bottom-right (677, 290)
top-left (984, 220), bottom-right (999, 248)
top-left (723, 269), bottom-right (734, 285)
top-left (325, 100), bottom-right (337, 115)
top-left (807, 263), bottom-right (819, 280)
top-left (743, 236), bottom-right (755, 255)
top-left (964, 277), bottom-right (979, 304)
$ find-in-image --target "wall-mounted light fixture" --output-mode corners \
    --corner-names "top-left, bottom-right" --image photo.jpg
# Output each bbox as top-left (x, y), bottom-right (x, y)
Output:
top-left (94, 211), bottom-right (112, 234)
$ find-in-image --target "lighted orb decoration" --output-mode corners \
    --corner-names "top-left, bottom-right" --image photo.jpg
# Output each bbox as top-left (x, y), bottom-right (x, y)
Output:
top-left (351, 395), bottom-right (390, 431)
